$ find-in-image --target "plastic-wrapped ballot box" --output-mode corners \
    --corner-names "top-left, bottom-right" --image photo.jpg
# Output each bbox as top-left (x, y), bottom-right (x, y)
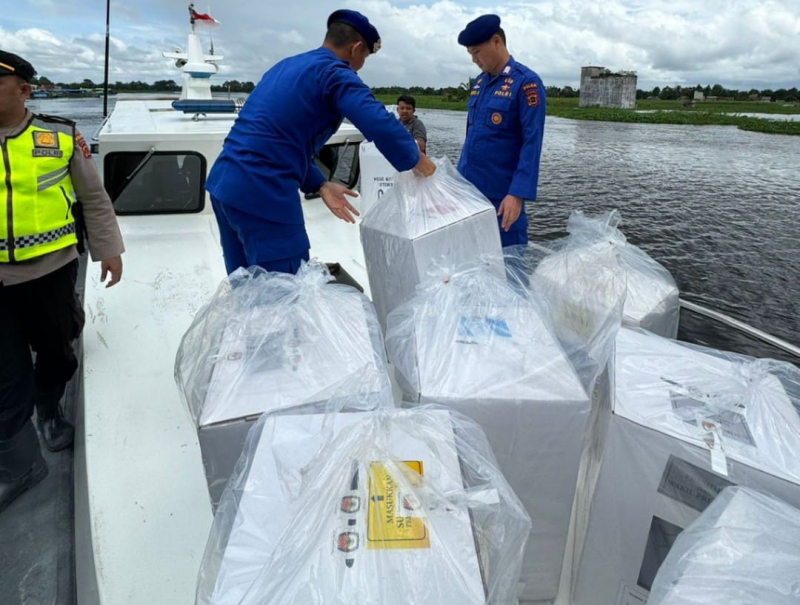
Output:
top-left (386, 269), bottom-right (591, 602)
top-left (359, 140), bottom-right (396, 216)
top-left (176, 265), bottom-right (390, 508)
top-left (572, 328), bottom-right (800, 605)
top-left (533, 210), bottom-right (680, 339)
top-left (648, 486), bottom-right (800, 605)
top-left (360, 158), bottom-right (504, 331)
top-left (197, 408), bottom-right (530, 605)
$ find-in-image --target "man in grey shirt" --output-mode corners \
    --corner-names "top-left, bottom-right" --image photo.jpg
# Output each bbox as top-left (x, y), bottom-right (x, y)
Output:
top-left (397, 95), bottom-right (427, 153)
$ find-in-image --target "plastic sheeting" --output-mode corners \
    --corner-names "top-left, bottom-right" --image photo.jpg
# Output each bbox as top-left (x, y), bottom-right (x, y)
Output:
top-left (174, 262), bottom-right (391, 505)
top-left (515, 209), bottom-right (679, 342)
top-left (197, 406), bottom-right (531, 605)
top-left (505, 214), bottom-right (626, 389)
top-left (572, 327), bottom-right (800, 605)
top-left (384, 262), bottom-right (590, 601)
top-left (648, 486), bottom-right (800, 605)
top-left (613, 328), bottom-right (800, 482)
top-left (360, 157), bottom-right (504, 331)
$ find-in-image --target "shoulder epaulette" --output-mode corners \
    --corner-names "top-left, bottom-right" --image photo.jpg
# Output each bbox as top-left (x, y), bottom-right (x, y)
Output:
top-left (34, 113), bottom-right (77, 127)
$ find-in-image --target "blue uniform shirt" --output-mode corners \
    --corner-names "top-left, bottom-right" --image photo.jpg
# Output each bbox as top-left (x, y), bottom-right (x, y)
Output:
top-left (457, 56), bottom-right (546, 234)
top-left (207, 47), bottom-right (420, 226)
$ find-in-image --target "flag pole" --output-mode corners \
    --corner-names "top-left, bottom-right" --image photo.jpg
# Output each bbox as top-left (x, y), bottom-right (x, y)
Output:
top-left (103, 0), bottom-right (111, 117)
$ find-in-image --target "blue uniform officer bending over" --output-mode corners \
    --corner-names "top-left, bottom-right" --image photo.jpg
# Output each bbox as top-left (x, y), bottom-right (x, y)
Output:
top-left (457, 14), bottom-right (546, 247)
top-left (206, 10), bottom-right (436, 274)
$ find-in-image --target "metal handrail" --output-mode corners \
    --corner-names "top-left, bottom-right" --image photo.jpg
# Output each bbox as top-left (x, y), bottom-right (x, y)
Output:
top-left (680, 299), bottom-right (800, 359)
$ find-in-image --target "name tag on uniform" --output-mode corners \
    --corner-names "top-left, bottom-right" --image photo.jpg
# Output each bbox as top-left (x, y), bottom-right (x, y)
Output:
top-left (32, 148), bottom-right (64, 158)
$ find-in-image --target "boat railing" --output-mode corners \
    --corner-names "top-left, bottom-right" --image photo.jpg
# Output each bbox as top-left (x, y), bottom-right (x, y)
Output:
top-left (679, 298), bottom-right (800, 359)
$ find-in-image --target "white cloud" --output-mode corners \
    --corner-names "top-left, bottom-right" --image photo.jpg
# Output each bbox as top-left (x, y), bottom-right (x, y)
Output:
top-left (1, 0), bottom-right (798, 90)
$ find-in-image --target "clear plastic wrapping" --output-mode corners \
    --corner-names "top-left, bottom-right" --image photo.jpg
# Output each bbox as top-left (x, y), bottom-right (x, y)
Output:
top-left (505, 212), bottom-right (626, 388)
top-left (508, 210), bottom-right (679, 369)
top-left (174, 262), bottom-right (391, 505)
top-left (360, 157), bottom-right (504, 331)
top-left (197, 406), bottom-right (531, 605)
top-left (175, 262), bottom-right (390, 427)
top-left (648, 486), bottom-right (800, 605)
top-left (572, 327), bottom-right (800, 605)
top-left (384, 261), bottom-right (590, 601)
top-left (558, 210), bottom-right (679, 337)
top-left (614, 327), bottom-right (800, 482)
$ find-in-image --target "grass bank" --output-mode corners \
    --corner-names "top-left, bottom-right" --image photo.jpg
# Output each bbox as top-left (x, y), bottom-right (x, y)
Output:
top-left (376, 94), bottom-right (800, 136)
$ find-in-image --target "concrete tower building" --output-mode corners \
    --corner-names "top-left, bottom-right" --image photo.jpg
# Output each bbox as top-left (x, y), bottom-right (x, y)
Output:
top-left (579, 66), bottom-right (638, 109)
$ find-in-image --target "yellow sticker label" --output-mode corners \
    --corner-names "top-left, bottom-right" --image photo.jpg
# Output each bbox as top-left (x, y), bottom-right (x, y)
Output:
top-left (33, 131), bottom-right (57, 148)
top-left (367, 461), bottom-right (429, 549)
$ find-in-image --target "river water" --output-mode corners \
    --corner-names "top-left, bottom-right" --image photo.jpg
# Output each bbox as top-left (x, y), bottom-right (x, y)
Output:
top-left (30, 97), bottom-right (800, 363)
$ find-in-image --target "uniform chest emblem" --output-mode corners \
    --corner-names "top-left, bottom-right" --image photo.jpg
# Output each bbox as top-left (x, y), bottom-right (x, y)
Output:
top-left (491, 112), bottom-right (503, 125)
top-left (33, 131), bottom-right (59, 148)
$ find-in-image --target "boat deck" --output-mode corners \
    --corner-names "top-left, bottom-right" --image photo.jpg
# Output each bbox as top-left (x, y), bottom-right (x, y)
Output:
top-left (73, 194), bottom-right (374, 604)
top-left (0, 261), bottom-right (86, 605)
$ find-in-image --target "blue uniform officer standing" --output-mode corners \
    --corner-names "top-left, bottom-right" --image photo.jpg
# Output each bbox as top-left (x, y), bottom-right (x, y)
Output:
top-left (206, 10), bottom-right (436, 274)
top-left (457, 15), bottom-right (546, 247)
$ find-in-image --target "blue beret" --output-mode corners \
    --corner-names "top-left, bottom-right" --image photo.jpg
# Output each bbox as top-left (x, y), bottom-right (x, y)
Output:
top-left (328, 9), bottom-right (382, 54)
top-left (0, 50), bottom-right (36, 82)
top-left (458, 14), bottom-right (501, 47)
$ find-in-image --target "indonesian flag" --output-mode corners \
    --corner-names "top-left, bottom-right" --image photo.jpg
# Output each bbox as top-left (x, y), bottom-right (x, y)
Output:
top-left (189, 4), bottom-right (219, 25)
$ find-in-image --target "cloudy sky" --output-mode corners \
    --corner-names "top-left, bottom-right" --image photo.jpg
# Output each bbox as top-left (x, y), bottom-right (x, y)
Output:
top-left (2, 0), bottom-right (798, 91)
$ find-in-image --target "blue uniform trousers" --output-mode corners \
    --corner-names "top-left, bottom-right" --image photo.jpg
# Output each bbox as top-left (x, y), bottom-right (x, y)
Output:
top-left (211, 196), bottom-right (310, 275)
top-left (499, 223), bottom-right (528, 248)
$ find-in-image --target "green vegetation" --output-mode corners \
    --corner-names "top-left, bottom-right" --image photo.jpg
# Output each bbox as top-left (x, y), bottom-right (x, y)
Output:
top-left (30, 76), bottom-right (256, 94)
top-left (547, 98), bottom-right (800, 136)
top-left (375, 94), bottom-right (467, 111)
top-left (376, 94), bottom-right (800, 136)
top-left (32, 73), bottom-right (800, 135)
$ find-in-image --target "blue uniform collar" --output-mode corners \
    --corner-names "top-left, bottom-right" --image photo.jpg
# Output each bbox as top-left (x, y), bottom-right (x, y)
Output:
top-left (486, 56), bottom-right (515, 82)
top-left (316, 46), bottom-right (354, 70)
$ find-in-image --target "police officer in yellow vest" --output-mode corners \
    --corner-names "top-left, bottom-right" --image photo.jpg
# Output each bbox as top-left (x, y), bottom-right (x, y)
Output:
top-left (0, 51), bottom-right (124, 513)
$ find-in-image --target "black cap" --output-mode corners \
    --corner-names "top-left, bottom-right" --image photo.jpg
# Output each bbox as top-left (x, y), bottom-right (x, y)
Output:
top-left (0, 50), bottom-right (36, 82)
top-left (458, 14), bottom-right (501, 47)
top-left (327, 9), bottom-right (382, 53)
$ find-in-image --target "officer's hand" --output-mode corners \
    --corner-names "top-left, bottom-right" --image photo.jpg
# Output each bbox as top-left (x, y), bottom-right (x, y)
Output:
top-left (100, 255), bottom-right (123, 288)
top-left (319, 182), bottom-right (360, 224)
top-left (497, 195), bottom-right (523, 232)
top-left (412, 153), bottom-right (436, 177)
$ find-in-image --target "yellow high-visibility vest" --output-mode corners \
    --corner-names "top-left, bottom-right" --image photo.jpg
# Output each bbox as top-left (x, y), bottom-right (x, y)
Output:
top-left (0, 114), bottom-right (79, 263)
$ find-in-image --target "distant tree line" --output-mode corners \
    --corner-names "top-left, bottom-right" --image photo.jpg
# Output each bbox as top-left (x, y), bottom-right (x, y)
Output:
top-left (374, 83), bottom-right (798, 103)
top-left (637, 84), bottom-right (798, 103)
top-left (28, 76), bottom-right (798, 103)
top-left (29, 76), bottom-right (256, 93)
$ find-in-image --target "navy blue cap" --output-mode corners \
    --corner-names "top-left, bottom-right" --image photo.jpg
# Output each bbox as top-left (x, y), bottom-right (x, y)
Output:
top-left (0, 50), bottom-right (36, 82)
top-left (327, 9), bottom-right (382, 53)
top-left (458, 14), bottom-right (501, 47)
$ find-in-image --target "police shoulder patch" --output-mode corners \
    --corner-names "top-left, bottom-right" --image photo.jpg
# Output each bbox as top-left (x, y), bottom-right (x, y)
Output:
top-left (75, 133), bottom-right (92, 159)
top-left (523, 82), bottom-right (540, 107)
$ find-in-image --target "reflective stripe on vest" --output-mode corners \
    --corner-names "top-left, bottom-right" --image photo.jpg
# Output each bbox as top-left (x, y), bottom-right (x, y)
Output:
top-left (0, 116), bottom-right (78, 262)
